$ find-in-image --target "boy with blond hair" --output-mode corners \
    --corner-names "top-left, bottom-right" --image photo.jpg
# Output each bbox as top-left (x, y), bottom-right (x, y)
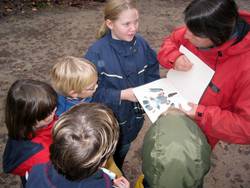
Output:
top-left (26, 103), bottom-right (129, 188)
top-left (50, 56), bottom-right (122, 178)
top-left (51, 56), bottom-right (98, 116)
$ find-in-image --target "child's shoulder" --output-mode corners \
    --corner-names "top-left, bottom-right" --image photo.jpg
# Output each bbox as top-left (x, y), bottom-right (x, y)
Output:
top-left (135, 34), bottom-right (150, 46)
top-left (88, 36), bottom-right (110, 51)
top-left (135, 33), bottom-right (145, 41)
top-left (2, 138), bottom-right (44, 174)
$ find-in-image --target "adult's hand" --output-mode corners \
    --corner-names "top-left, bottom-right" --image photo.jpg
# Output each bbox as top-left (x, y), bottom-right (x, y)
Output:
top-left (174, 55), bottom-right (193, 71)
top-left (179, 102), bottom-right (198, 119)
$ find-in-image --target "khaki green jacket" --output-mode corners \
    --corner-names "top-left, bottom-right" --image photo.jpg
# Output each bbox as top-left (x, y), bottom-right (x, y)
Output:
top-left (142, 114), bottom-right (211, 188)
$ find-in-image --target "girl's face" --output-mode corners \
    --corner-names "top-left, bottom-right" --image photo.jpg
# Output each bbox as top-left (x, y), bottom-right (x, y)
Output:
top-left (184, 29), bottom-right (214, 48)
top-left (106, 8), bottom-right (139, 42)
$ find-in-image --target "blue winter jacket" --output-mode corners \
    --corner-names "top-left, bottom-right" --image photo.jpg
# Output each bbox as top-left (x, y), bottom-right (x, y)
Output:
top-left (85, 32), bottom-right (160, 145)
top-left (56, 94), bottom-right (92, 116)
top-left (26, 162), bottom-right (112, 188)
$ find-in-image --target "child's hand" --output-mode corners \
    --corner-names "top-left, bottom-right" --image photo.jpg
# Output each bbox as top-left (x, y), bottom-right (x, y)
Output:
top-left (174, 55), bottom-right (193, 71)
top-left (121, 88), bottom-right (138, 102)
top-left (113, 176), bottom-right (130, 188)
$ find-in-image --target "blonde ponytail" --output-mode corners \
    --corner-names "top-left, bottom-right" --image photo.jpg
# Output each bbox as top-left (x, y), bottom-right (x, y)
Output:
top-left (96, 0), bottom-right (137, 39)
top-left (96, 22), bottom-right (109, 39)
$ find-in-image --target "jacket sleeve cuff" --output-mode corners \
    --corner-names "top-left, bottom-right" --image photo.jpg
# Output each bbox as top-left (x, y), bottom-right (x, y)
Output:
top-left (195, 105), bottom-right (205, 123)
top-left (169, 51), bottom-right (182, 68)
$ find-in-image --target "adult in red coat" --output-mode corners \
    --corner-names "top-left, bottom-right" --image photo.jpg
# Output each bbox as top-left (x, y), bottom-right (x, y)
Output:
top-left (158, 0), bottom-right (250, 148)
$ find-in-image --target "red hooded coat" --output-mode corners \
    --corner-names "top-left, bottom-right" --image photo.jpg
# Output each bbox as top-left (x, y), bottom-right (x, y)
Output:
top-left (157, 11), bottom-right (250, 148)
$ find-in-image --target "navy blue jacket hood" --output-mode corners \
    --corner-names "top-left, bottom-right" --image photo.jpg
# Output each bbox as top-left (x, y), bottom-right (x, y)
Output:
top-left (26, 163), bottom-right (112, 188)
top-left (3, 138), bottom-right (43, 173)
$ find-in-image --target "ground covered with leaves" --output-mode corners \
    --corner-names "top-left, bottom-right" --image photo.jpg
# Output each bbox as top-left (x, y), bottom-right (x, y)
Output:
top-left (0, 0), bottom-right (105, 18)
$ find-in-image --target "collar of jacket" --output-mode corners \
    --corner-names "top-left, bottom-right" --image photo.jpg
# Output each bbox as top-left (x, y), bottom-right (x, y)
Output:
top-left (43, 162), bottom-right (110, 187)
top-left (57, 94), bottom-right (92, 113)
top-left (107, 31), bottom-right (138, 57)
top-left (3, 139), bottom-right (43, 173)
top-left (231, 17), bottom-right (250, 45)
top-left (2, 117), bottom-right (56, 173)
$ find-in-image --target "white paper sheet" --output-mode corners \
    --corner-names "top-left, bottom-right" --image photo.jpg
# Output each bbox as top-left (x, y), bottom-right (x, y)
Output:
top-left (133, 45), bottom-right (215, 123)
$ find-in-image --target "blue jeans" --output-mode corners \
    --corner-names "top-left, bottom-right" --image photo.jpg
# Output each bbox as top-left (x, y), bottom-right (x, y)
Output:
top-left (113, 143), bottom-right (130, 169)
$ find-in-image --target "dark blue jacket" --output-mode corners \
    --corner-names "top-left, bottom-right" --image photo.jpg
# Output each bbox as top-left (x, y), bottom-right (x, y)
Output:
top-left (2, 119), bottom-right (56, 177)
top-left (56, 94), bottom-right (92, 116)
top-left (3, 139), bottom-right (44, 186)
top-left (26, 162), bottom-right (112, 188)
top-left (85, 32), bottom-right (159, 145)
top-left (3, 139), bottom-right (43, 174)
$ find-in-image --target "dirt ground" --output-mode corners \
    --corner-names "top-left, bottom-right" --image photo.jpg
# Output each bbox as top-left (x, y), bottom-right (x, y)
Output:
top-left (0, 0), bottom-right (250, 187)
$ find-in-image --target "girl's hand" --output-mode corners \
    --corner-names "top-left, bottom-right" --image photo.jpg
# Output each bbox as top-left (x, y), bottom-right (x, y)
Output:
top-left (121, 88), bottom-right (138, 102)
top-left (113, 176), bottom-right (130, 188)
top-left (174, 55), bottom-right (193, 71)
top-left (179, 102), bottom-right (198, 119)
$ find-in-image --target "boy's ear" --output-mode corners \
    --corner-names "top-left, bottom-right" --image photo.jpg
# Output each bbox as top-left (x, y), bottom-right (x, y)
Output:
top-left (105, 19), bottom-right (113, 30)
top-left (68, 90), bottom-right (78, 98)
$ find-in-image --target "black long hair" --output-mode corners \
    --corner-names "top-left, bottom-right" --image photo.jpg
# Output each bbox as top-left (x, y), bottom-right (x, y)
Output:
top-left (5, 79), bottom-right (57, 139)
top-left (184, 0), bottom-right (238, 46)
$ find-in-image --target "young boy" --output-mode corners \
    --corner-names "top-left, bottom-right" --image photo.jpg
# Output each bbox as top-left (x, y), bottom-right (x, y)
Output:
top-left (50, 56), bottom-right (122, 177)
top-left (50, 56), bottom-right (98, 116)
top-left (26, 103), bottom-right (130, 188)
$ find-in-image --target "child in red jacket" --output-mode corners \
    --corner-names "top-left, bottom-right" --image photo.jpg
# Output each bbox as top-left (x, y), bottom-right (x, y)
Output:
top-left (2, 79), bottom-right (57, 186)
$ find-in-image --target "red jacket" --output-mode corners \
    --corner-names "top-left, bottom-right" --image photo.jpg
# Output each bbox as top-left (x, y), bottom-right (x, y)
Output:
top-left (3, 117), bottom-right (57, 176)
top-left (157, 11), bottom-right (250, 148)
